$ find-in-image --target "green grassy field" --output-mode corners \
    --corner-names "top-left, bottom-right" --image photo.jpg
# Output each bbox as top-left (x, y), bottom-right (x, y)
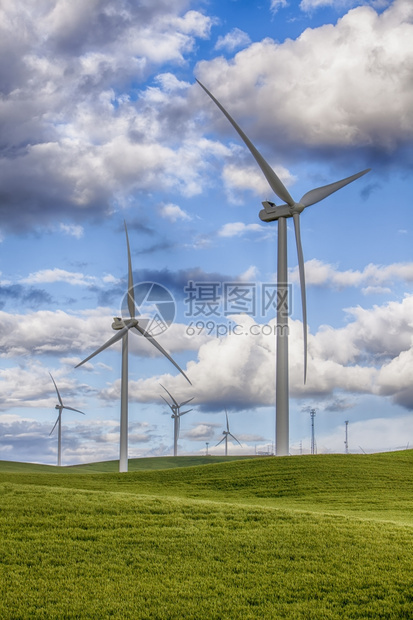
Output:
top-left (1, 452), bottom-right (413, 619)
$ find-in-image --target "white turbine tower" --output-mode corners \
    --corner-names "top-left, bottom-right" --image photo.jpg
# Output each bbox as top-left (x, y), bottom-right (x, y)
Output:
top-left (160, 384), bottom-right (194, 457)
top-left (197, 80), bottom-right (370, 457)
top-left (76, 222), bottom-right (191, 473)
top-left (215, 410), bottom-right (241, 456)
top-left (49, 373), bottom-right (85, 467)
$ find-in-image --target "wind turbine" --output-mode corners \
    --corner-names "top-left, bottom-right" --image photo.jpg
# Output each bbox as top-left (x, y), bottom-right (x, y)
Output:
top-left (76, 222), bottom-right (191, 473)
top-left (159, 384), bottom-right (194, 456)
top-left (215, 410), bottom-right (241, 456)
top-left (197, 79), bottom-right (370, 456)
top-left (49, 373), bottom-right (85, 467)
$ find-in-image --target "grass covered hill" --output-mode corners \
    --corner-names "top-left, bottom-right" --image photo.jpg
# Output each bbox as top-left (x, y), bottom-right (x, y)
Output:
top-left (1, 452), bottom-right (413, 619)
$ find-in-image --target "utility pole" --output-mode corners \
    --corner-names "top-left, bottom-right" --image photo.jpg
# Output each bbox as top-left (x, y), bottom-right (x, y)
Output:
top-left (310, 409), bottom-right (316, 455)
top-left (344, 421), bottom-right (349, 454)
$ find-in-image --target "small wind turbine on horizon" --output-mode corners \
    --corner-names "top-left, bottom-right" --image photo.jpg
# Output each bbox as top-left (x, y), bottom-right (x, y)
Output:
top-left (75, 222), bottom-right (191, 473)
top-left (215, 410), bottom-right (241, 456)
top-left (160, 384), bottom-right (194, 457)
top-left (197, 79), bottom-right (370, 457)
top-left (49, 373), bottom-right (85, 467)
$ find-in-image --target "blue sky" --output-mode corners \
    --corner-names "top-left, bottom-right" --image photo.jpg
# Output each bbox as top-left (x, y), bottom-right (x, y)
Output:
top-left (1, 0), bottom-right (412, 465)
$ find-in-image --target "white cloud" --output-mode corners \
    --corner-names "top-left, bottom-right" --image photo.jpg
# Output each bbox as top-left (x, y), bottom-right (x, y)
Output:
top-left (218, 222), bottom-right (266, 237)
top-left (159, 203), bottom-right (192, 222)
top-left (59, 223), bottom-right (84, 238)
top-left (214, 28), bottom-right (251, 52)
top-left (239, 266), bottom-right (260, 282)
top-left (300, 0), bottom-right (391, 11)
top-left (0, 1), bottom-right (216, 232)
top-left (0, 362), bottom-right (83, 409)
top-left (222, 161), bottom-right (296, 201)
top-left (271, 0), bottom-right (289, 13)
top-left (290, 258), bottom-right (413, 289)
top-left (125, 293), bottom-right (413, 412)
top-left (21, 268), bottom-right (98, 287)
top-left (184, 423), bottom-right (216, 440)
top-left (196, 0), bottom-right (413, 153)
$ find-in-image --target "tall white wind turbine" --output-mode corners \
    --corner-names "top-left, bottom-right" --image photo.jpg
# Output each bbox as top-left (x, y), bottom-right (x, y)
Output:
top-left (76, 222), bottom-right (191, 473)
top-left (215, 410), bottom-right (241, 456)
top-left (197, 80), bottom-right (370, 456)
top-left (160, 384), bottom-right (194, 457)
top-left (49, 373), bottom-right (85, 467)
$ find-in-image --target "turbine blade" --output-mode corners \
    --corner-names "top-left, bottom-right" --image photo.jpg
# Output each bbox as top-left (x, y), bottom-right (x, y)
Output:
top-left (179, 397), bottom-right (194, 407)
top-left (49, 415), bottom-right (59, 436)
top-left (75, 325), bottom-right (130, 368)
top-left (134, 324), bottom-right (192, 384)
top-left (124, 221), bottom-right (136, 320)
top-left (292, 213), bottom-right (308, 384)
top-left (225, 409), bottom-right (229, 432)
top-left (215, 436), bottom-right (225, 447)
top-left (160, 394), bottom-right (174, 412)
top-left (62, 406), bottom-right (85, 415)
top-left (299, 169), bottom-right (371, 208)
top-left (179, 409), bottom-right (192, 416)
top-left (159, 383), bottom-right (179, 407)
top-left (229, 433), bottom-right (242, 447)
top-left (49, 373), bottom-right (63, 407)
top-left (197, 80), bottom-right (295, 207)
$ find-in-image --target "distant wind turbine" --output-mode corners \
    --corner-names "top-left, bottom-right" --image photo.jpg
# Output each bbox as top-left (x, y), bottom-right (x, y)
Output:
top-left (160, 384), bottom-right (194, 456)
top-left (215, 410), bottom-right (241, 456)
top-left (49, 373), bottom-right (85, 467)
top-left (76, 222), bottom-right (191, 473)
top-left (197, 79), bottom-right (370, 457)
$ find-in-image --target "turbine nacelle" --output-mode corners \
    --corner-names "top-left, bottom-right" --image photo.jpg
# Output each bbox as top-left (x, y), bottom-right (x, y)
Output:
top-left (112, 317), bottom-right (139, 331)
top-left (260, 201), bottom-right (305, 222)
top-left (112, 317), bottom-right (125, 330)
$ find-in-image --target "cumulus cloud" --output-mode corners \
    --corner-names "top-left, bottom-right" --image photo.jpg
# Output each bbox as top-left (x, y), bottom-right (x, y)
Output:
top-left (300, 0), bottom-right (392, 11)
top-left (159, 203), bottom-right (192, 222)
top-left (0, 410), bottom-right (155, 465)
top-left (222, 161), bottom-right (297, 201)
top-left (0, 0), bottom-right (215, 232)
top-left (218, 222), bottom-right (267, 238)
top-left (21, 268), bottom-right (99, 287)
top-left (0, 308), bottom-right (203, 361)
top-left (214, 28), bottom-right (251, 52)
top-left (196, 0), bottom-right (413, 164)
top-left (184, 423), bottom-right (217, 440)
top-left (290, 258), bottom-right (413, 290)
top-left (120, 293), bottom-right (413, 412)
